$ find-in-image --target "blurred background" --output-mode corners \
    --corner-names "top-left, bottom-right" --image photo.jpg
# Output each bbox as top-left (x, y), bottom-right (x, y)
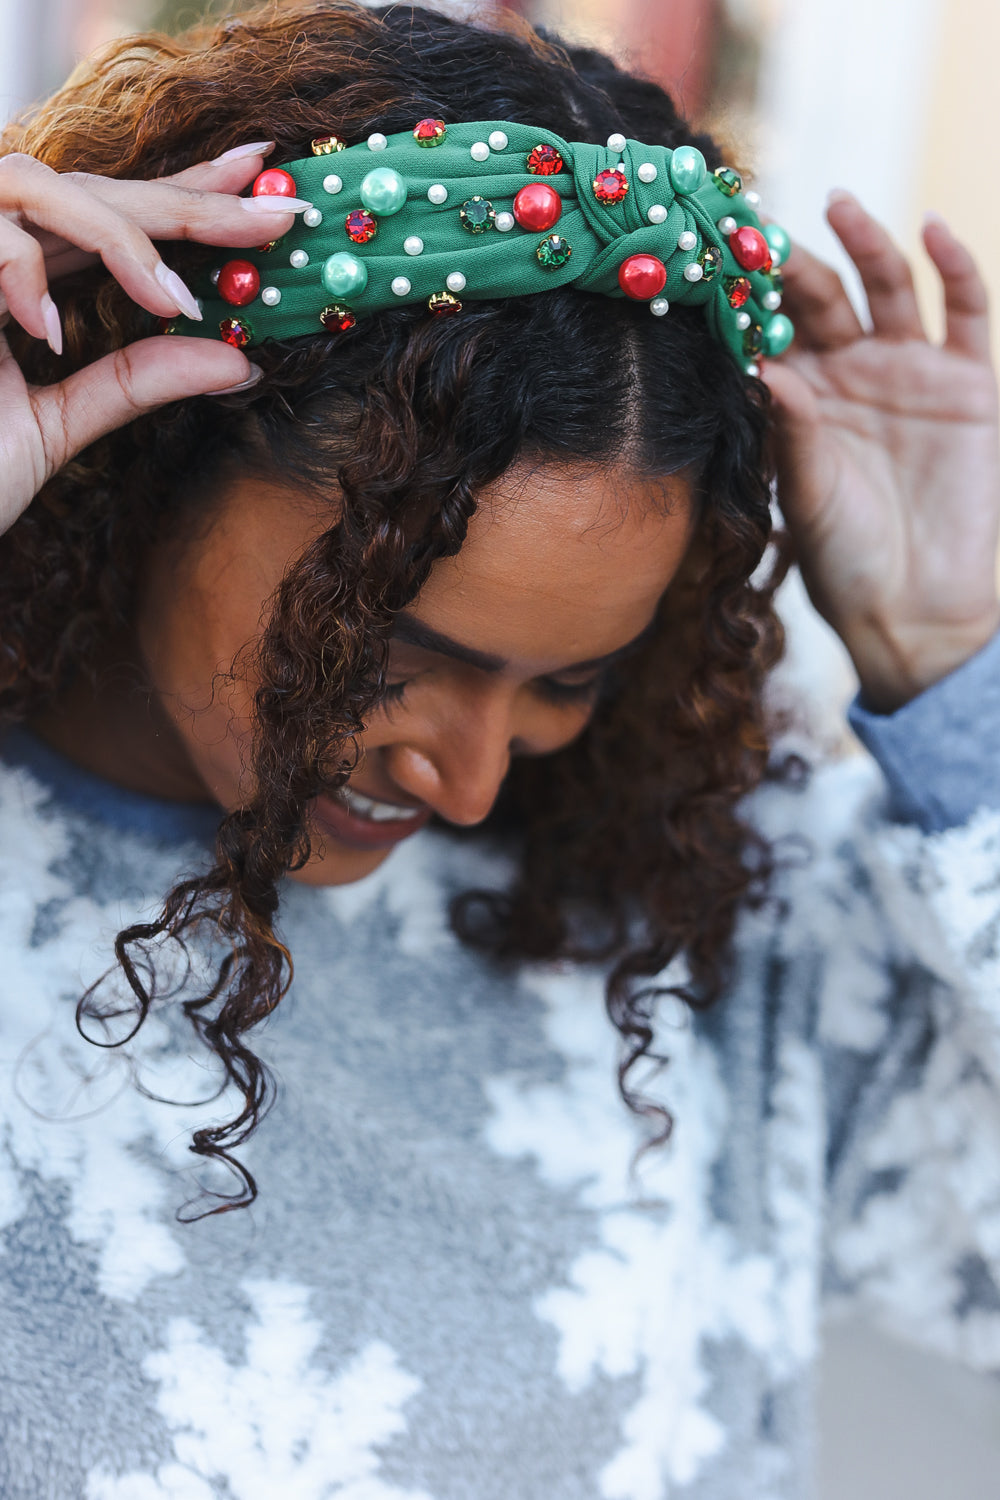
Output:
top-left (1, 0), bottom-right (998, 1490)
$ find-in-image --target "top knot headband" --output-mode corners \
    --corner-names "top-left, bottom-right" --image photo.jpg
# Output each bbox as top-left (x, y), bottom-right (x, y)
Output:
top-left (176, 119), bottom-right (794, 373)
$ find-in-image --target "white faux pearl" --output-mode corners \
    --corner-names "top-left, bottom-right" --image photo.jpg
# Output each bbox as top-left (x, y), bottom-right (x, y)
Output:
top-left (762, 289), bottom-right (782, 311)
top-left (677, 229), bottom-right (697, 251)
top-left (391, 276), bottom-right (411, 296)
top-left (261, 286), bottom-right (281, 306)
top-left (495, 211), bottom-right (515, 232)
top-left (367, 132), bottom-right (387, 151)
top-left (650, 297), bottom-right (670, 316)
top-left (323, 174), bottom-right (343, 195)
top-left (683, 262), bottom-right (703, 282)
top-left (289, 249), bottom-right (309, 268)
top-left (646, 204), bottom-right (667, 224)
top-left (637, 162), bottom-right (657, 183)
top-left (736, 311), bottom-right (751, 330)
top-left (718, 215), bottom-right (737, 236)
top-left (470, 141), bottom-right (490, 161)
top-left (746, 362), bottom-right (761, 377)
top-left (488, 130), bottom-right (508, 151)
top-left (607, 132), bottom-right (626, 152)
top-left (403, 236), bottom-right (424, 256)
top-left (303, 208), bottom-right (323, 228)
top-left (427, 183), bottom-right (448, 204)
top-left (744, 190), bottom-right (761, 207)
top-left (446, 271), bottom-right (467, 293)
top-left (209, 267), bottom-right (221, 285)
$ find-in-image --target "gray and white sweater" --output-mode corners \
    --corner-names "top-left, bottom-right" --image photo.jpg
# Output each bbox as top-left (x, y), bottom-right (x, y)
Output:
top-left (3, 635), bottom-right (1000, 1500)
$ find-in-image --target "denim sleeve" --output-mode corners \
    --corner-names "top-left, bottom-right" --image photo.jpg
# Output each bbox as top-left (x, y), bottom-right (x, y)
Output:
top-left (847, 629), bottom-right (1000, 833)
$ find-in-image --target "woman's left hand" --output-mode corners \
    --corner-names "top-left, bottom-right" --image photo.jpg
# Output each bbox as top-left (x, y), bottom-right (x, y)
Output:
top-left (763, 194), bottom-right (1000, 712)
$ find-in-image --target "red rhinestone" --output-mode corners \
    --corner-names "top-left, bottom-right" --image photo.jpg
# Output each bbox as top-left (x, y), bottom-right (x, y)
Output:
top-left (428, 291), bottom-right (462, 316)
top-left (527, 143), bottom-right (563, 176)
top-left (725, 275), bottom-right (752, 309)
top-left (413, 117), bottom-right (446, 146)
top-left (219, 317), bottom-right (253, 348)
top-left (252, 167), bottom-right (298, 199)
top-left (729, 225), bottom-right (772, 273)
top-left (618, 254), bottom-right (667, 301)
top-left (593, 168), bottom-right (629, 205)
top-left (320, 304), bottom-right (356, 332)
top-left (512, 182), bottom-right (562, 232)
top-left (216, 259), bottom-right (260, 307)
top-left (345, 208), bottom-right (377, 243)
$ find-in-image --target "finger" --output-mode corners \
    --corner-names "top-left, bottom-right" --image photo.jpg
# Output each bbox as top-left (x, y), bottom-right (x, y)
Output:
top-left (26, 336), bottom-right (262, 478)
top-left (162, 140), bottom-right (276, 196)
top-left (826, 190), bottom-right (927, 343)
top-left (0, 215), bottom-right (63, 348)
top-left (922, 212), bottom-right (992, 362)
top-left (779, 240), bottom-right (866, 352)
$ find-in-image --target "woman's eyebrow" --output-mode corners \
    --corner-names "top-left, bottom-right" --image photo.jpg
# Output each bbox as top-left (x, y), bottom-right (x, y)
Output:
top-left (391, 612), bottom-right (658, 675)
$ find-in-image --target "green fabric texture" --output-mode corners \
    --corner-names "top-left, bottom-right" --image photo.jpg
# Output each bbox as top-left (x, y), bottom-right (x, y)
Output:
top-left (177, 120), bottom-right (791, 370)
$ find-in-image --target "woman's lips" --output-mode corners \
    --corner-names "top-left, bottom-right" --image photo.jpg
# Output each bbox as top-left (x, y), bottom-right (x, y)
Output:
top-left (311, 787), bottom-right (432, 851)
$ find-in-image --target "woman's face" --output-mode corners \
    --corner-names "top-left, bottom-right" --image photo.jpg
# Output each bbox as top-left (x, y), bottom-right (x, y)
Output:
top-left (136, 460), bottom-right (695, 885)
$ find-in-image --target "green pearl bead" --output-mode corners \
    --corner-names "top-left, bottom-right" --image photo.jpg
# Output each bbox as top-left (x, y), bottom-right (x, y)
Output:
top-left (322, 251), bottom-right (368, 298)
top-left (762, 222), bottom-right (791, 267)
top-left (668, 145), bottom-right (707, 196)
top-left (764, 313), bottom-right (794, 356)
top-left (360, 166), bottom-right (407, 216)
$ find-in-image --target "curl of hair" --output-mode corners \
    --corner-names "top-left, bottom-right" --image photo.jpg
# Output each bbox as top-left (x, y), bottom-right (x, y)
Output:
top-left (0, 1), bottom-right (787, 1214)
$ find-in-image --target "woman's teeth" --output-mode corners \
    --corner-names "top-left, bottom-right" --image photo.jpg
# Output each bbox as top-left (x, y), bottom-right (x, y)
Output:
top-left (340, 786), bottom-right (424, 823)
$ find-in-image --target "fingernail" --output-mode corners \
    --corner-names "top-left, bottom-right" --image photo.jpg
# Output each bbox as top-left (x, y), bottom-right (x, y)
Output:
top-left (155, 262), bottom-right (202, 321)
top-left (40, 293), bottom-right (62, 356)
top-left (240, 195), bottom-right (314, 214)
top-left (826, 188), bottom-right (856, 210)
top-left (211, 363), bottom-right (264, 395)
top-left (211, 140), bottom-right (275, 165)
top-left (923, 209), bottom-right (949, 232)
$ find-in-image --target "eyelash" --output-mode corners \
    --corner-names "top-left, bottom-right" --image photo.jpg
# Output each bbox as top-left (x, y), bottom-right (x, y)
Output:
top-left (378, 675), bottom-right (603, 708)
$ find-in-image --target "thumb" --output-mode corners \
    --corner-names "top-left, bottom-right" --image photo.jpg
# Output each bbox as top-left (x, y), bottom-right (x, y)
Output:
top-left (32, 335), bottom-right (261, 478)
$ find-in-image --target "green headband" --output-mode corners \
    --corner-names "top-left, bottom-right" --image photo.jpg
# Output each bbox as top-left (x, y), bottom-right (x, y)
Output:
top-left (176, 119), bottom-right (793, 372)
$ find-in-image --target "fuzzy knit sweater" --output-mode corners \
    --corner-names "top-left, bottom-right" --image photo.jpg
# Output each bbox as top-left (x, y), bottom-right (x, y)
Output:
top-left (3, 636), bottom-right (1000, 1500)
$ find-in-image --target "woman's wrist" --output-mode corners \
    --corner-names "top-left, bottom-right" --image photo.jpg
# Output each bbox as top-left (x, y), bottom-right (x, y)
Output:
top-left (844, 604), bottom-right (1000, 715)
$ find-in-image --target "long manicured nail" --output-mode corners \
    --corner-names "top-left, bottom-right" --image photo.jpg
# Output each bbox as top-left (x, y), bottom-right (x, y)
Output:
top-left (240, 195), bottom-right (313, 214)
top-left (826, 188), bottom-right (857, 210)
top-left (41, 293), bottom-right (62, 356)
top-left (211, 363), bottom-right (264, 394)
top-left (155, 262), bottom-right (202, 321)
top-left (211, 140), bottom-right (275, 165)
top-left (922, 209), bottom-right (949, 232)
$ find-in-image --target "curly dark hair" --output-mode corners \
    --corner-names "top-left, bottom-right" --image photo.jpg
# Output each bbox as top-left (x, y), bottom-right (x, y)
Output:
top-left (0, 0), bottom-right (786, 1214)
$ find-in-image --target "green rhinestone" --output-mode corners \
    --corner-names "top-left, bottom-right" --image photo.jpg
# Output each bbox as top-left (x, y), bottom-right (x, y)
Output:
top-left (764, 313), bottom-right (794, 356)
top-left (763, 222), bottom-right (792, 267)
top-left (668, 145), bottom-right (707, 196)
top-left (743, 322), bottom-right (764, 358)
top-left (697, 244), bottom-right (724, 282)
top-left (536, 233), bottom-right (572, 268)
top-left (768, 269), bottom-right (784, 296)
top-left (321, 251), bottom-right (368, 299)
top-left (459, 196), bottom-right (496, 234)
top-left (359, 166), bottom-right (407, 217)
top-left (713, 167), bottom-right (743, 198)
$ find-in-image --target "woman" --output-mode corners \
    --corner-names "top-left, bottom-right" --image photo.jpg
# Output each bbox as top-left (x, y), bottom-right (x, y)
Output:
top-left (1, 3), bottom-right (998, 1496)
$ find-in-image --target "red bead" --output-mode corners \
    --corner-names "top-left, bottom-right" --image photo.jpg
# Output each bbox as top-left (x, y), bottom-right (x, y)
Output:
top-left (252, 167), bottom-right (298, 199)
top-left (729, 225), bottom-right (772, 273)
top-left (512, 182), bottom-right (562, 232)
top-left (216, 259), bottom-right (260, 307)
top-left (593, 168), bottom-right (629, 205)
top-left (618, 254), bottom-right (667, 301)
top-left (527, 143), bottom-right (563, 176)
top-left (219, 317), bottom-right (253, 348)
top-left (345, 208), bottom-right (377, 243)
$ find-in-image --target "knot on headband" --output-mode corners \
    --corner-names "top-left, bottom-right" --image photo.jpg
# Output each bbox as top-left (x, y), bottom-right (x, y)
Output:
top-left (176, 120), bottom-right (793, 372)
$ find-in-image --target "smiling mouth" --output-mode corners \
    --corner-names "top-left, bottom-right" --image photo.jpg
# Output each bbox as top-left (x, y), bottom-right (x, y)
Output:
top-left (311, 783), bottom-right (431, 852)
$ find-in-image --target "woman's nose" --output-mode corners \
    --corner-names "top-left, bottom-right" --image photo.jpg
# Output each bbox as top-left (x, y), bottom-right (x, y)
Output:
top-left (383, 700), bottom-right (515, 827)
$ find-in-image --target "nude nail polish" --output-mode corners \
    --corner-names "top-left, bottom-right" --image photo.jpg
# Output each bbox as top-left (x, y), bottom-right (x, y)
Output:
top-left (155, 262), bottom-right (202, 321)
top-left (211, 363), bottom-right (264, 394)
top-left (40, 293), bottom-right (62, 356)
top-left (240, 196), bottom-right (314, 213)
top-left (211, 141), bottom-right (275, 164)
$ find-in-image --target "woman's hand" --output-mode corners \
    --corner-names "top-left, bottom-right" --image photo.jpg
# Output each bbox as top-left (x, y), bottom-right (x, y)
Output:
top-left (764, 195), bottom-right (1000, 712)
top-left (0, 143), bottom-right (309, 538)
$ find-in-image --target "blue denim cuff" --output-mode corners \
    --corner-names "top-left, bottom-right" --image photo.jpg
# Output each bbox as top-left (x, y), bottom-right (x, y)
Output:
top-left (848, 629), bottom-right (1000, 832)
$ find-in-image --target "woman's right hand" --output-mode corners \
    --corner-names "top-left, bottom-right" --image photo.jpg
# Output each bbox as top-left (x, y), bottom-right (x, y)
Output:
top-left (0, 142), bottom-right (308, 537)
